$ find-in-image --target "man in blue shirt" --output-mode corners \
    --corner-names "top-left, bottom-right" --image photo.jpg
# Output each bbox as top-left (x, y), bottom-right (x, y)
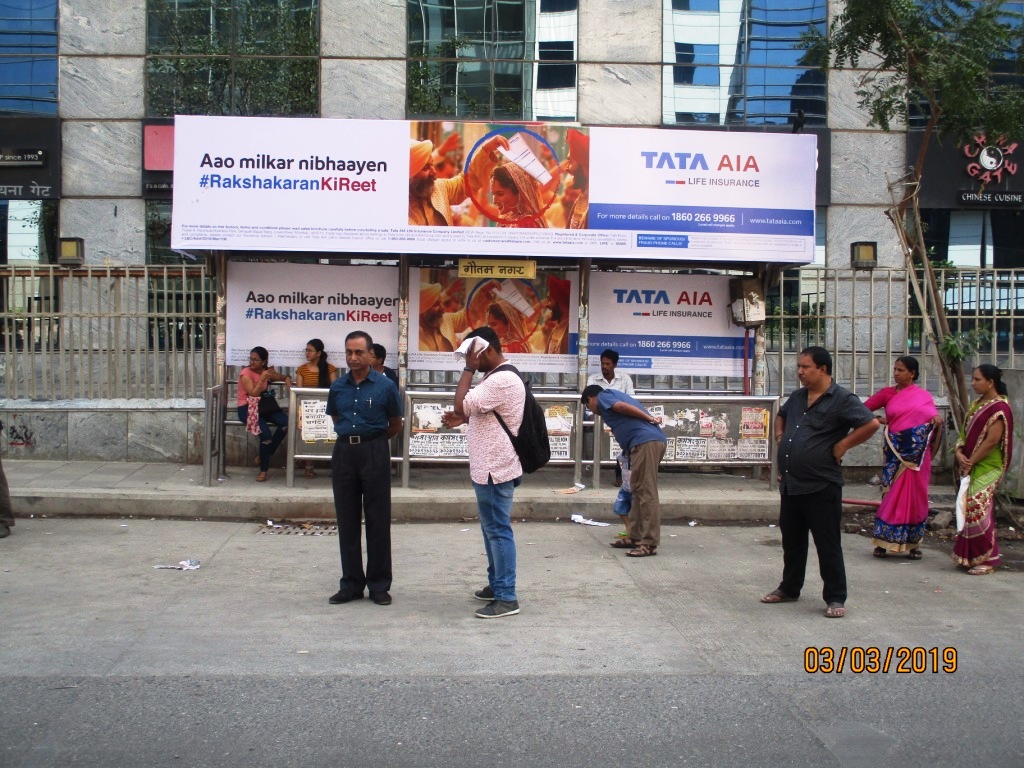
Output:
top-left (325, 331), bottom-right (403, 607)
top-left (581, 384), bottom-right (666, 557)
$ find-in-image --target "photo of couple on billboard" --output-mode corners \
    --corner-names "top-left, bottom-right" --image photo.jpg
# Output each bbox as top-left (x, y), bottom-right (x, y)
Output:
top-left (408, 122), bottom-right (589, 231)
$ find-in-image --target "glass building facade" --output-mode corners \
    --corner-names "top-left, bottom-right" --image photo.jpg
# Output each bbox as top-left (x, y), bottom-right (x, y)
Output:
top-left (0, 1), bottom-right (58, 264)
top-left (0, 0), bottom-right (57, 117)
top-left (663, 0), bottom-right (827, 128)
top-left (145, 0), bottom-right (320, 118)
top-left (407, 0), bottom-right (578, 121)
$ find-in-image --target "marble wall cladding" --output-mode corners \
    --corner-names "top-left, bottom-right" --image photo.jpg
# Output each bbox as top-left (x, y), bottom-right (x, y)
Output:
top-left (60, 57), bottom-right (144, 119)
top-left (128, 411), bottom-right (187, 462)
top-left (579, 0), bottom-right (661, 63)
top-left (2, 409), bottom-right (205, 462)
top-left (62, 122), bottom-right (141, 198)
top-left (826, 275), bottom-right (908, 353)
top-left (826, 205), bottom-right (904, 270)
top-left (321, 60), bottom-right (406, 119)
top-left (60, 199), bottom-right (146, 266)
top-left (0, 411), bottom-right (69, 460)
top-left (831, 130), bottom-right (907, 206)
top-left (61, 0), bottom-right (146, 55)
top-left (68, 412), bottom-right (129, 461)
top-left (322, 0), bottom-right (405, 58)
top-left (578, 63), bottom-right (662, 126)
top-left (58, 274), bottom-right (148, 327)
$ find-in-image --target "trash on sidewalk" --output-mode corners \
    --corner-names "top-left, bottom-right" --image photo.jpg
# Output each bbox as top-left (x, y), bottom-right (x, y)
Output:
top-left (153, 559), bottom-right (201, 570)
top-left (555, 483), bottom-right (586, 494)
top-left (570, 514), bottom-right (610, 527)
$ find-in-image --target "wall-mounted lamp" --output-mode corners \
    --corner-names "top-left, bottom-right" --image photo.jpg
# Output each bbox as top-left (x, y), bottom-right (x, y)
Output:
top-left (850, 241), bottom-right (877, 270)
top-left (58, 237), bottom-right (85, 265)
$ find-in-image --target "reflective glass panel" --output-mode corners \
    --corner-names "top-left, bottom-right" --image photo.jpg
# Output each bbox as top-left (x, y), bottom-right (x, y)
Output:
top-left (0, 0), bottom-right (58, 115)
top-left (408, 0), bottom-right (577, 120)
top-left (145, 0), bottom-right (320, 117)
top-left (664, 0), bottom-right (826, 128)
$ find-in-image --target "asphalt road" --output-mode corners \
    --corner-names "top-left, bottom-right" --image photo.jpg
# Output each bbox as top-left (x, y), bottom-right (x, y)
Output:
top-left (1, 518), bottom-right (1021, 768)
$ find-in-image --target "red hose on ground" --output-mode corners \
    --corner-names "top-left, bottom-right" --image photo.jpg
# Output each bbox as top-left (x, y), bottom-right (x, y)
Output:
top-left (842, 498), bottom-right (881, 508)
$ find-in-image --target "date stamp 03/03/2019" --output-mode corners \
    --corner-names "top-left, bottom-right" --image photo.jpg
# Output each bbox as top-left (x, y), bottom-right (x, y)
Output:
top-left (804, 647), bottom-right (958, 674)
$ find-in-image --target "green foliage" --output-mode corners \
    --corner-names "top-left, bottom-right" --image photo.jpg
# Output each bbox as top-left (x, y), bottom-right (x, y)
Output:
top-left (146, 0), bottom-right (319, 117)
top-left (805, 0), bottom-right (1024, 144)
top-left (407, 36), bottom-right (474, 119)
top-left (936, 325), bottom-right (991, 362)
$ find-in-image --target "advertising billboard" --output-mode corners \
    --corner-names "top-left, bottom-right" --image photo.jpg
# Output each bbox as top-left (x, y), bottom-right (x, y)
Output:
top-left (172, 116), bottom-right (817, 264)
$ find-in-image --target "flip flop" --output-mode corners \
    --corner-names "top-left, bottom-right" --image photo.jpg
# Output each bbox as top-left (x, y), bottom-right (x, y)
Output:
top-left (967, 565), bottom-right (995, 575)
top-left (761, 589), bottom-right (798, 604)
top-left (825, 603), bottom-right (846, 618)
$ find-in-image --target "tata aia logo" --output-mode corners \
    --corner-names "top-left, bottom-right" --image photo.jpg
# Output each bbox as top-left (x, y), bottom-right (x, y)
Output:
top-left (964, 136), bottom-right (1018, 186)
top-left (640, 151), bottom-right (761, 172)
top-left (613, 288), bottom-right (713, 305)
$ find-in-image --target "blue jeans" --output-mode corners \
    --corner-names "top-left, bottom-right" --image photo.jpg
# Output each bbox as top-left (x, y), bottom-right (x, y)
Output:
top-left (237, 405), bottom-right (288, 472)
top-left (473, 476), bottom-right (520, 602)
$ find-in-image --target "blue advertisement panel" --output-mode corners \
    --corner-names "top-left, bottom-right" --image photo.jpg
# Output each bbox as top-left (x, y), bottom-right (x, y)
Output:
top-left (587, 273), bottom-right (750, 378)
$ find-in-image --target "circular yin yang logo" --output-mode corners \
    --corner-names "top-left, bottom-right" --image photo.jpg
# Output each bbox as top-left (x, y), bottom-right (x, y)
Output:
top-left (979, 146), bottom-right (1003, 171)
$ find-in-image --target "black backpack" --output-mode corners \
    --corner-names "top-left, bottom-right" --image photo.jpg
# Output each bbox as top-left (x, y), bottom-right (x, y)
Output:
top-left (490, 364), bottom-right (551, 474)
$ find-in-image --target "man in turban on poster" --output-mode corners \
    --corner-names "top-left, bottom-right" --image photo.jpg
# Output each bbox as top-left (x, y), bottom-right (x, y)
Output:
top-left (418, 279), bottom-right (501, 352)
top-left (409, 134), bottom-right (509, 226)
top-left (540, 274), bottom-right (571, 354)
top-left (563, 129), bottom-right (590, 230)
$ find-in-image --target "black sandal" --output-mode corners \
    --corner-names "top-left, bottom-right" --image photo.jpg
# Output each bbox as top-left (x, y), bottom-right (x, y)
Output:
top-left (872, 547), bottom-right (888, 558)
top-left (907, 549), bottom-right (923, 560)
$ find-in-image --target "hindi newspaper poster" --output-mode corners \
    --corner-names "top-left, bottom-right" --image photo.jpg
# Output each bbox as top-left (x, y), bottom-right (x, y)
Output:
top-left (409, 402), bottom-right (468, 457)
top-left (740, 407), bottom-right (770, 439)
top-left (707, 438), bottom-right (737, 461)
top-left (737, 439), bottom-right (769, 461)
top-left (409, 266), bottom-right (578, 373)
top-left (173, 117), bottom-right (817, 264)
top-left (675, 436), bottom-right (708, 461)
top-left (298, 399), bottom-right (334, 443)
top-left (587, 272), bottom-right (750, 378)
top-left (225, 261), bottom-right (399, 367)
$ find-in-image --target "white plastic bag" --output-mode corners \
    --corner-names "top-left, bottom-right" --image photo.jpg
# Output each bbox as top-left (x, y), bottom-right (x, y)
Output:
top-left (955, 475), bottom-right (970, 532)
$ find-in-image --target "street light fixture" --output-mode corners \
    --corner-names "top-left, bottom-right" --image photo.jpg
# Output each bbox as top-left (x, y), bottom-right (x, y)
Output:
top-left (850, 241), bottom-right (877, 270)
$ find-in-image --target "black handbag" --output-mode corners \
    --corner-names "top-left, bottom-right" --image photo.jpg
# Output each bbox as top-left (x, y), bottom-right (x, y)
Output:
top-left (258, 390), bottom-right (282, 416)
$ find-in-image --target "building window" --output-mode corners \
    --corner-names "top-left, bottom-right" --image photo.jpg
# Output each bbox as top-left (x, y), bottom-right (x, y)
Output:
top-left (145, 0), bottom-right (320, 117)
top-left (407, 0), bottom-right (578, 120)
top-left (538, 40), bottom-right (575, 89)
top-left (540, 0), bottom-right (576, 11)
top-left (664, 0), bottom-right (826, 128)
top-left (146, 200), bottom-right (195, 265)
top-left (673, 43), bottom-right (719, 86)
top-left (0, 0), bottom-right (58, 116)
top-left (0, 199), bottom-right (57, 264)
top-left (672, 0), bottom-right (719, 11)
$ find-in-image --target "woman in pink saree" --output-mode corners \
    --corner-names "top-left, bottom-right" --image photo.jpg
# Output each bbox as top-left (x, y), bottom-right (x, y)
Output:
top-left (864, 356), bottom-right (941, 559)
top-left (952, 364), bottom-right (1013, 575)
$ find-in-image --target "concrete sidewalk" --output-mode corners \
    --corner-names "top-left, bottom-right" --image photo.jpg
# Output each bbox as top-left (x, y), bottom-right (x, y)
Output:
top-left (1, 516), bottom-right (1020, 678)
top-left (4, 459), bottom-right (814, 522)
top-left (2, 517), bottom-right (1021, 767)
